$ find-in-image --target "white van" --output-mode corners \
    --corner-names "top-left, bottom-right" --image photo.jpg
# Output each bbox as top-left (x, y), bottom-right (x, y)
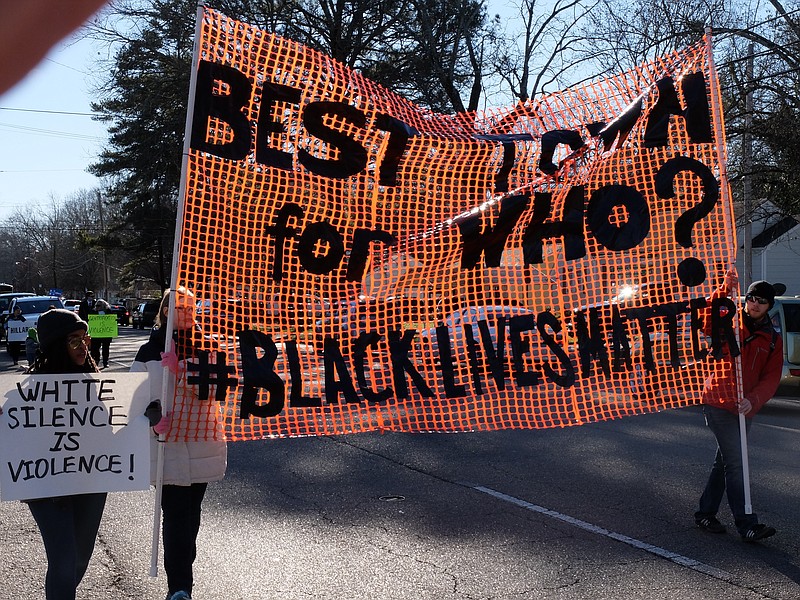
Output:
top-left (769, 296), bottom-right (800, 386)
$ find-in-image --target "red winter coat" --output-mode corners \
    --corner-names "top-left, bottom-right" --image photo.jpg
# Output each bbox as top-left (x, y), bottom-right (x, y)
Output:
top-left (702, 298), bottom-right (783, 418)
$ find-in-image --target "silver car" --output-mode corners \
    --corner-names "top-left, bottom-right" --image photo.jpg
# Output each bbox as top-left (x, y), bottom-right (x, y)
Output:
top-left (769, 296), bottom-right (800, 387)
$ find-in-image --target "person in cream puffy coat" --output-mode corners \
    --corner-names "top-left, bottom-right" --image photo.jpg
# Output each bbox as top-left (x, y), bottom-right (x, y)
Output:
top-left (130, 288), bottom-right (226, 600)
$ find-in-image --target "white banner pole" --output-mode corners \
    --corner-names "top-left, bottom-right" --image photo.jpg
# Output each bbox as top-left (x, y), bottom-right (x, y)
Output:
top-left (704, 26), bottom-right (753, 515)
top-left (739, 412), bottom-right (753, 514)
top-left (150, 0), bottom-right (207, 578)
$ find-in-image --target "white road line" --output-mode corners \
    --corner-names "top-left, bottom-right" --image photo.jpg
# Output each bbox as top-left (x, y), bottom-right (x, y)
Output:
top-left (471, 484), bottom-right (734, 583)
top-left (758, 423), bottom-right (799, 434)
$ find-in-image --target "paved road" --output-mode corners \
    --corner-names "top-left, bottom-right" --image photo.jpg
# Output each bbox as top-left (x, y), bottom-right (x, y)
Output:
top-left (1, 327), bottom-right (798, 599)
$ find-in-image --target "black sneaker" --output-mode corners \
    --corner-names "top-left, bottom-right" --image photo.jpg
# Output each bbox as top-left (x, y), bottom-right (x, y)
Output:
top-left (741, 524), bottom-right (776, 542)
top-left (695, 516), bottom-right (726, 533)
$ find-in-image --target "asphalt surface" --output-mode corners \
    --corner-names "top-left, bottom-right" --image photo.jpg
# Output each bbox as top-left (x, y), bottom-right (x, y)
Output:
top-left (0, 326), bottom-right (798, 599)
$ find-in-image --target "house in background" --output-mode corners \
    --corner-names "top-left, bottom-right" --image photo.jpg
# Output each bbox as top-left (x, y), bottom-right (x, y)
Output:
top-left (735, 200), bottom-right (800, 296)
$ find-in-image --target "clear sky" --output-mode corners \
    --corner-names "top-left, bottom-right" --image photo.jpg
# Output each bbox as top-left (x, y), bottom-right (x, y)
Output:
top-left (0, 5), bottom-right (516, 224)
top-left (0, 27), bottom-right (108, 221)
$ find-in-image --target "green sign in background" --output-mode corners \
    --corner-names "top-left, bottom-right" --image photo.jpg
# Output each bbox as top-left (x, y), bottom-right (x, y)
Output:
top-left (87, 314), bottom-right (119, 338)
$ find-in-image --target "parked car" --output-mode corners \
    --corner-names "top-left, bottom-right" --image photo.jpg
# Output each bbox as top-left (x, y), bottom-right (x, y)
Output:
top-left (769, 295), bottom-right (800, 386)
top-left (196, 296), bottom-right (292, 336)
top-left (195, 298), bottom-right (243, 335)
top-left (418, 305), bottom-right (539, 364)
top-left (0, 292), bottom-right (35, 316)
top-left (131, 300), bottom-right (161, 329)
top-left (313, 295), bottom-right (395, 352)
top-left (62, 299), bottom-right (82, 313)
top-left (109, 303), bottom-right (131, 326)
top-left (4, 296), bottom-right (65, 357)
top-left (287, 293), bottom-right (331, 322)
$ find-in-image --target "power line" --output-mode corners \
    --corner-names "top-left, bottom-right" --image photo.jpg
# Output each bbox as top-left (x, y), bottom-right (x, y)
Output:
top-left (0, 121), bottom-right (104, 141)
top-left (711, 6), bottom-right (800, 41)
top-left (43, 56), bottom-right (92, 76)
top-left (0, 168), bottom-right (90, 174)
top-left (0, 106), bottom-right (99, 117)
top-left (749, 6), bottom-right (800, 27)
top-left (716, 37), bottom-right (800, 68)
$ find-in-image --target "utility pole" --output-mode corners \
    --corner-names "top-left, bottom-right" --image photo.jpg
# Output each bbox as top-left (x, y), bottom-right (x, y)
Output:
top-left (96, 190), bottom-right (109, 299)
top-left (742, 44), bottom-right (754, 287)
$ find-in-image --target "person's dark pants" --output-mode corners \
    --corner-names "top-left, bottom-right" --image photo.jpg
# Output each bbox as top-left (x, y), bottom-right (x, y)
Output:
top-left (90, 338), bottom-right (112, 367)
top-left (162, 483), bottom-right (208, 596)
top-left (27, 493), bottom-right (107, 600)
top-left (8, 341), bottom-right (22, 364)
top-left (696, 405), bottom-right (758, 534)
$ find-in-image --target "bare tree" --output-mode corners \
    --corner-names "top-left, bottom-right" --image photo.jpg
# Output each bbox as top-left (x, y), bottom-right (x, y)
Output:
top-left (490, 0), bottom-right (597, 103)
top-left (714, 1), bottom-right (800, 217)
top-left (0, 190), bottom-right (129, 297)
top-left (569, 0), bottom-right (800, 218)
top-left (572, 0), bottom-right (728, 74)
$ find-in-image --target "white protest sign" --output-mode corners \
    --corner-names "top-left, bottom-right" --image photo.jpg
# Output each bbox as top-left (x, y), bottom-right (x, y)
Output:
top-left (0, 373), bottom-right (151, 501)
top-left (5, 318), bottom-right (32, 343)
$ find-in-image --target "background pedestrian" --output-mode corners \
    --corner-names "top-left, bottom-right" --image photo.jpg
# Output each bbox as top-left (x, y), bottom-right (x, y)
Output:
top-left (77, 290), bottom-right (95, 322)
top-left (89, 298), bottom-right (113, 368)
top-left (25, 326), bottom-right (38, 365)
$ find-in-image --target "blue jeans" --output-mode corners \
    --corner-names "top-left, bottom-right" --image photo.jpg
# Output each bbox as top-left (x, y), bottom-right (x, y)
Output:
top-left (27, 493), bottom-right (107, 600)
top-left (162, 483), bottom-right (208, 596)
top-left (696, 405), bottom-right (758, 534)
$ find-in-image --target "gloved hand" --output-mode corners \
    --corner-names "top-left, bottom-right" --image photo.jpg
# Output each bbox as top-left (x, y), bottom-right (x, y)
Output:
top-left (160, 350), bottom-right (179, 374)
top-left (144, 400), bottom-right (162, 426)
top-left (153, 411), bottom-right (172, 436)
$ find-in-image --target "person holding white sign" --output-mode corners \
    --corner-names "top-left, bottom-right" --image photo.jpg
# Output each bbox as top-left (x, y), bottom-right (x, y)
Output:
top-left (24, 308), bottom-right (106, 600)
top-left (131, 288), bottom-right (227, 600)
top-left (21, 308), bottom-right (162, 599)
top-left (5, 305), bottom-right (26, 365)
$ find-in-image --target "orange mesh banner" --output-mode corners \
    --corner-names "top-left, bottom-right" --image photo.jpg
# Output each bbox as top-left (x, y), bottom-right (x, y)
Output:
top-left (171, 7), bottom-right (736, 440)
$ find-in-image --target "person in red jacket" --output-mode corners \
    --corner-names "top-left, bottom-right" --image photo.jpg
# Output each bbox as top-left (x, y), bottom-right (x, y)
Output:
top-left (694, 273), bottom-right (782, 542)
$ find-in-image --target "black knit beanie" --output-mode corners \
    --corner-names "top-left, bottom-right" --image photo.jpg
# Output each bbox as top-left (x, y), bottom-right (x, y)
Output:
top-left (746, 280), bottom-right (776, 309)
top-left (37, 309), bottom-right (88, 352)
